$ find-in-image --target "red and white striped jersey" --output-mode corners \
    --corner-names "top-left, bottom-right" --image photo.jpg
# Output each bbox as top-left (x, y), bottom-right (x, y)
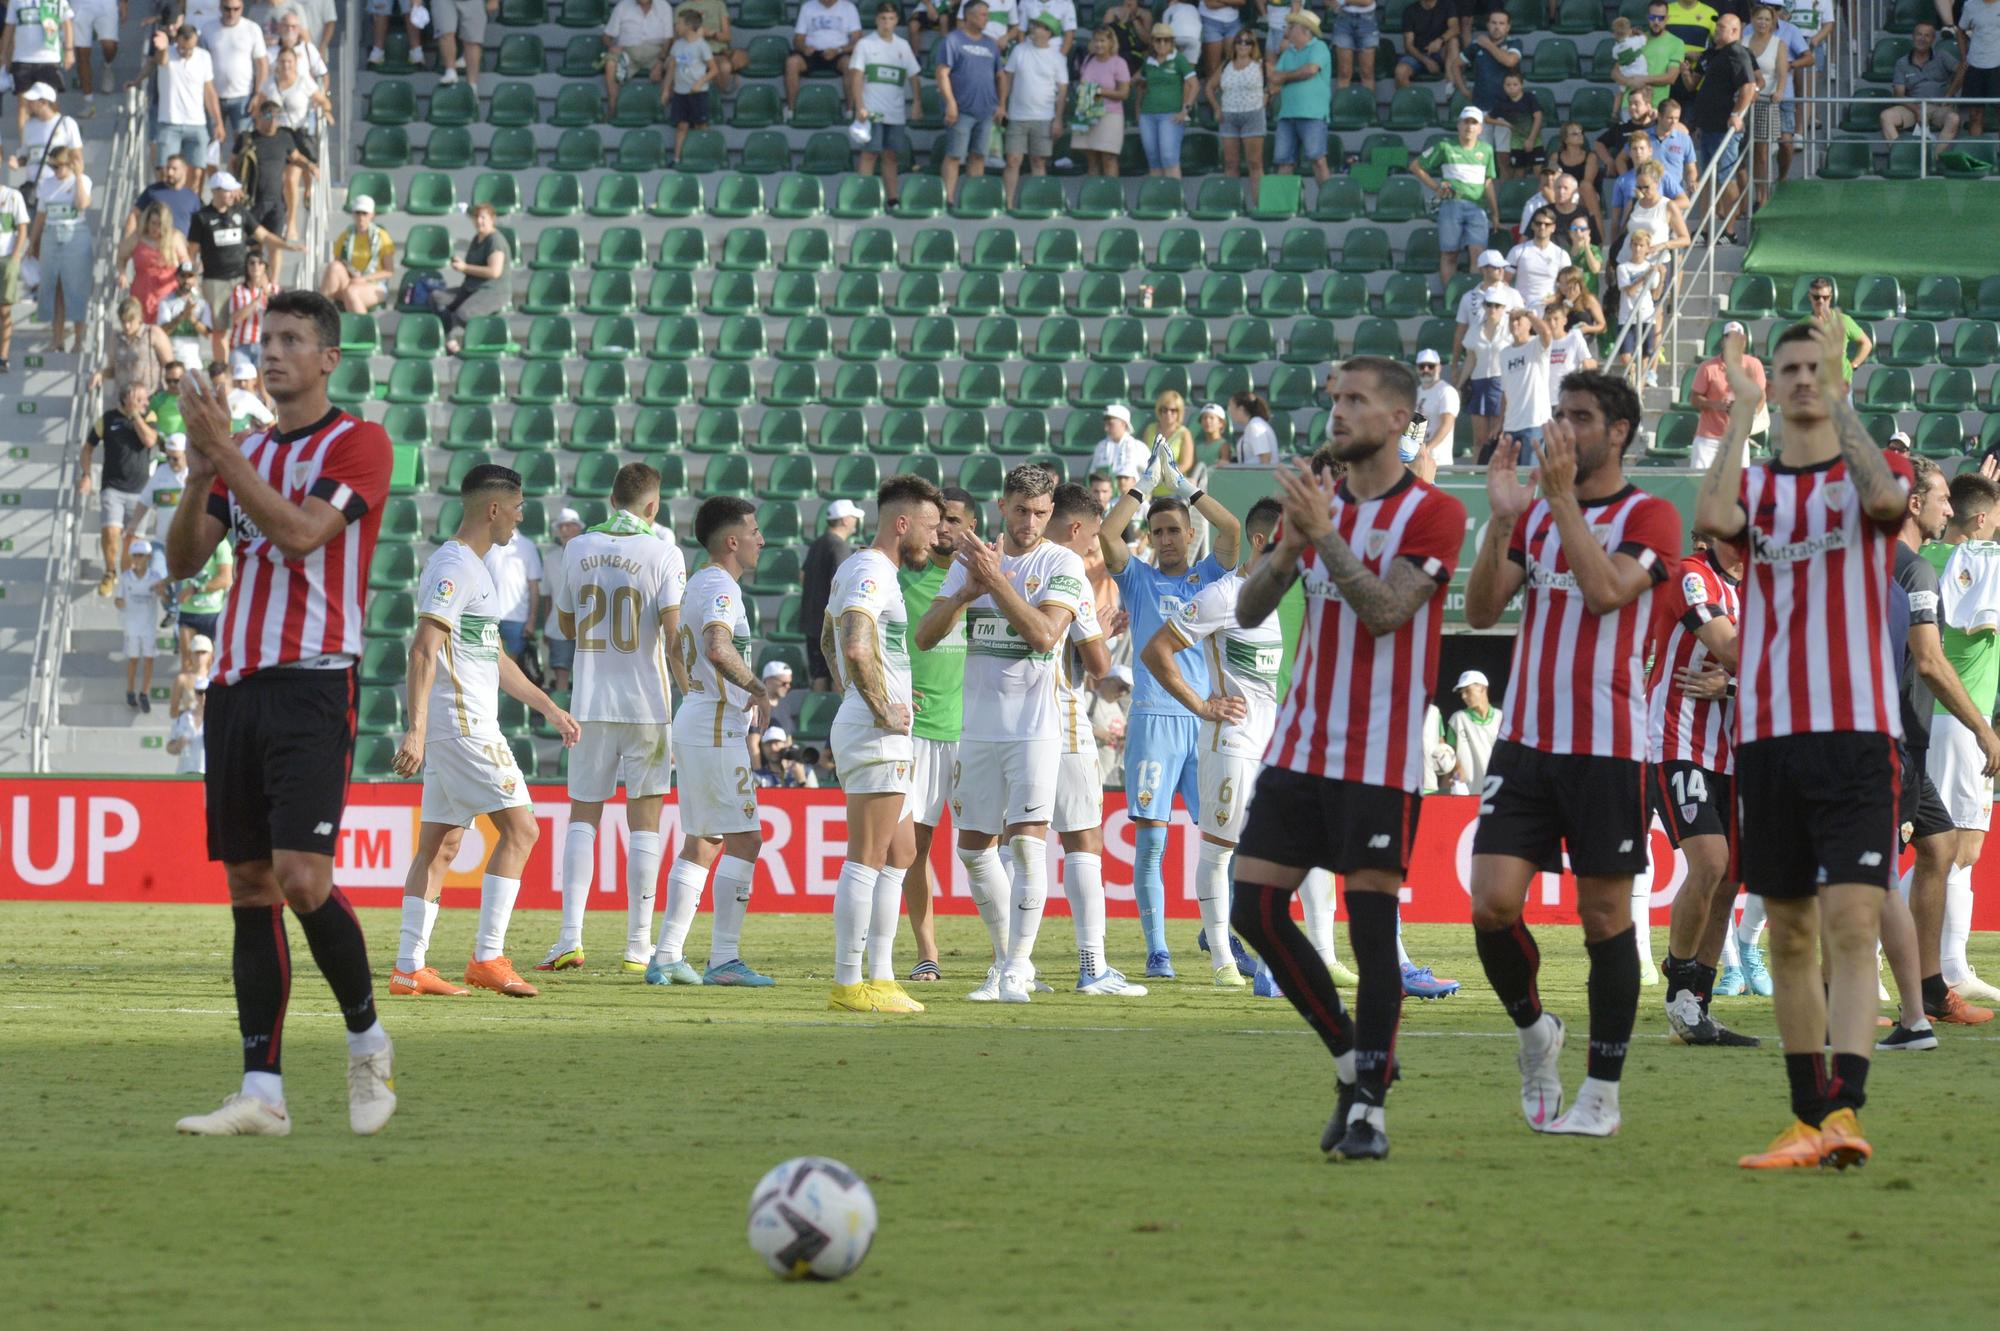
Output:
top-left (205, 410), bottom-right (392, 686)
top-left (1646, 547), bottom-right (1740, 772)
top-left (228, 282), bottom-right (275, 352)
top-left (1502, 486), bottom-right (1682, 760)
top-left (1734, 454), bottom-right (1913, 743)
top-left (1266, 474), bottom-right (1466, 792)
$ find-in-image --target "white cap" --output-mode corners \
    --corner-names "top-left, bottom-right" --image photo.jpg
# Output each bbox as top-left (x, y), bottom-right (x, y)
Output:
top-left (1476, 248), bottom-right (1508, 270)
top-left (1454, 669), bottom-right (1490, 692)
top-left (351, 193), bottom-right (377, 214)
top-left (1103, 403), bottom-right (1132, 426)
top-left (411, 4), bottom-right (432, 28)
top-left (164, 433), bottom-right (188, 452)
top-left (1198, 401), bottom-right (1226, 421)
top-left (762, 659), bottom-right (794, 680)
top-left (24, 83), bottom-right (58, 103)
top-left (1721, 320), bottom-right (1747, 338)
top-left (209, 171), bottom-right (242, 192)
top-left (761, 726), bottom-right (790, 745)
top-left (825, 499), bottom-right (864, 523)
top-left (1484, 286), bottom-right (1524, 309)
top-left (557, 506), bottom-right (583, 527)
top-left (1108, 665), bottom-right (1134, 689)
top-left (1415, 348), bottom-right (1442, 366)
top-left (129, 539), bottom-right (154, 556)
top-left (1459, 105), bottom-right (1485, 123)
top-left (230, 354), bottom-right (257, 379)
top-left (1888, 430), bottom-right (1912, 445)
top-left (190, 634), bottom-right (214, 654)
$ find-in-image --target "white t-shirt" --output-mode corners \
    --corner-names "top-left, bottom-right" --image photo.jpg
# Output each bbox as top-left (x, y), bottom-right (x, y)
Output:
top-left (118, 567), bottom-right (163, 634)
top-left (1506, 239), bottom-right (1567, 311)
top-left (1005, 41), bottom-right (1068, 119)
top-left (259, 72), bottom-right (321, 130)
top-left (15, 113), bottom-right (78, 190)
top-left (554, 525), bottom-right (688, 723)
top-left (853, 32), bottom-right (921, 123)
top-left (1497, 336), bottom-right (1551, 432)
top-left (203, 18), bottom-right (268, 99)
top-left (170, 707), bottom-right (206, 775)
top-left (1785, 0), bottom-right (1833, 36)
top-left (1091, 433), bottom-right (1149, 483)
top-left (1464, 317), bottom-right (1511, 379)
top-left (1616, 259), bottom-right (1660, 322)
top-left (159, 46), bottom-right (216, 125)
top-left (418, 540), bottom-right (505, 741)
top-left (5, 0), bottom-right (72, 64)
top-left (1235, 416), bottom-right (1279, 465)
top-left (795, 0), bottom-right (861, 52)
top-left (673, 565), bottom-right (755, 747)
top-left (1166, 569), bottom-right (1282, 758)
top-left (0, 186), bottom-right (27, 258)
top-left (1447, 704), bottom-right (1502, 785)
top-left (1162, 1), bottom-right (1202, 61)
top-left (137, 460), bottom-right (193, 536)
top-left (942, 538), bottom-right (1088, 744)
top-left (605, 0), bottom-right (675, 48)
top-left (828, 547), bottom-right (914, 729)
top-left (1547, 328), bottom-right (1595, 383)
top-left (1416, 379), bottom-right (1460, 465)
top-left (482, 533), bottom-right (544, 625)
top-left (1454, 280), bottom-right (1517, 329)
top-left (1019, 0), bottom-right (1077, 33)
top-left (1054, 590), bottom-right (1104, 754)
top-left (227, 387), bottom-right (276, 429)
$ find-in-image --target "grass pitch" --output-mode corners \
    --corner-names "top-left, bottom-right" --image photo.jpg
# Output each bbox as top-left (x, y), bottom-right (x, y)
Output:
top-left (4, 903), bottom-right (2000, 1330)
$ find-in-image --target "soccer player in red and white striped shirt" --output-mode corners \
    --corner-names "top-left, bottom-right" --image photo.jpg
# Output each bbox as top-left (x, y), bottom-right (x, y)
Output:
top-left (164, 290), bottom-right (398, 1140)
top-left (1230, 357), bottom-right (1466, 1161)
top-left (1463, 371), bottom-right (1682, 1139)
top-left (1644, 535), bottom-right (1759, 1049)
top-left (1693, 323), bottom-right (1912, 1169)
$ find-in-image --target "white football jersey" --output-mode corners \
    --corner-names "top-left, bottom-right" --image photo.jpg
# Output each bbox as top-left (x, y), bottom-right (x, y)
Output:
top-left (1055, 592), bottom-right (1104, 755)
top-left (828, 547), bottom-right (913, 729)
top-left (673, 565), bottom-right (754, 748)
top-left (1939, 539), bottom-right (2000, 634)
top-left (555, 527), bottom-right (687, 723)
top-left (417, 540), bottom-right (505, 742)
top-left (940, 539), bottom-right (1088, 744)
top-left (1167, 568), bottom-right (1283, 759)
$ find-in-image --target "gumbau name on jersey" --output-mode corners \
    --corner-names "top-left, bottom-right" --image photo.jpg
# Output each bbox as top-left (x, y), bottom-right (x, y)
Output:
top-left (574, 551), bottom-right (653, 577)
top-left (1750, 527), bottom-right (1849, 565)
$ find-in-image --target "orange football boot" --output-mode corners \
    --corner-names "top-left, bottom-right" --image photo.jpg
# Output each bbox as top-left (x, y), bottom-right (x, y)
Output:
top-left (1932, 990), bottom-right (1994, 1025)
top-left (1817, 1108), bottom-right (1872, 1170)
top-left (464, 956), bottom-right (539, 997)
top-left (390, 966), bottom-right (470, 996)
top-left (1738, 1120), bottom-right (1824, 1169)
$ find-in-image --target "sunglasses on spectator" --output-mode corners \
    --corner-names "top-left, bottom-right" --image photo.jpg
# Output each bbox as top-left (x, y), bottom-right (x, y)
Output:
top-left (1810, 292), bottom-right (1831, 302)
top-left (1154, 35), bottom-right (1174, 42)
top-left (1570, 223), bottom-right (1590, 232)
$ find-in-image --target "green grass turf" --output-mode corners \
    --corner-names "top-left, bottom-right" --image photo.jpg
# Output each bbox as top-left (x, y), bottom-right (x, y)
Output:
top-left (5, 903), bottom-right (2000, 1329)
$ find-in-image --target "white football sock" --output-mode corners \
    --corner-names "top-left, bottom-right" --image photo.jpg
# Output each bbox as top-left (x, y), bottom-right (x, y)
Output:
top-left (1943, 864), bottom-right (1974, 984)
top-left (1737, 894), bottom-right (1767, 949)
top-left (396, 895), bottom-right (438, 974)
top-left (868, 865), bottom-right (907, 982)
top-left (1395, 915), bottom-right (1413, 969)
top-left (1719, 905), bottom-right (1742, 968)
top-left (625, 830), bottom-right (663, 963)
top-left (242, 1071), bottom-right (285, 1107)
top-left (708, 855), bottom-right (756, 966)
top-left (1195, 839), bottom-right (1233, 971)
top-left (1064, 850), bottom-right (1105, 977)
top-left (557, 821), bottom-right (596, 952)
top-left (833, 861), bottom-right (877, 987)
top-left (1005, 835), bottom-right (1048, 974)
top-left (1631, 879), bottom-right (1655, 971)
top-left (1300, 868), bottom-right (1338, 967)
top-left (346, 1019), bottom-right (389, 1057)
top-left (473, 874), bottom-right (521, 962)
top-left (958, 844), bottom-right (1011, 964)
top-left (653, 858), bottom-right (708, 965)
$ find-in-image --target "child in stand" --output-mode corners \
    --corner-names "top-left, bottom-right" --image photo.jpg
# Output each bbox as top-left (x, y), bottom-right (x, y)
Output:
top-left (1613, 228), bottom-right (1665, 382)
top-left (663, 9), bottom-right (719, 160)
top-left (1609, 16), bottom-right (1648, 84)
top-left (116, 539), bottom-right (168, 713)
top-left (166, 634), bottom-right (213, 776)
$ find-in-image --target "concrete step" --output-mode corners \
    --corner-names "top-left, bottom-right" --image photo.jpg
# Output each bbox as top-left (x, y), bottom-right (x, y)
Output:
top-left (46, 722), bottom-right (178, 775)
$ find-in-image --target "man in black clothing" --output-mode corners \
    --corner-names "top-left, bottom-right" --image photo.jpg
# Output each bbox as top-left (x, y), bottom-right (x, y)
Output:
top-left (83, 382), bottom-right (161, 595)
top-left (1396, 0), bottom-right (1455, 88)
top-left (232, 102), bottom-right (308, 282)
top-left (187, 172), bottom-right (296, 361)
top-left (1673, 12), bottom-right (1755, 234)
top-left (800, 498), bottom-right (861, 691)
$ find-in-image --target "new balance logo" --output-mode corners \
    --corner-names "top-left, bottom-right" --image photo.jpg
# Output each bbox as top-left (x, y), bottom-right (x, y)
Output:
top-left (1858, 851), bottom-right (1883, 868)
top-left (1618, 840), bottom-right (1634, 854)
top-left (1367, 834), bottom-right (1391, 849)
top-left (314, 822), bottom-right (334, 836)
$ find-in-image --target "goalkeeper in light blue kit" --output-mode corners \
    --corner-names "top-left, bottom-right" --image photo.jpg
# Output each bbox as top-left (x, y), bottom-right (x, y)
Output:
top-left (1097, 443), bottom-right (1249, 979)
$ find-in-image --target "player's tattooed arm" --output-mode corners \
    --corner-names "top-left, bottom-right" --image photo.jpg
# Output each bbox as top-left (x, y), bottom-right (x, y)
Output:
top-left (1830, 394), bottom-right (1908, 522)
top-left (840, 609), bottom-right (909, 732)
top-left (1274, 459), bottom-right (1439, 635)
top-left (1236, 524), bottom-right (1303, 627)
top-left (704, 622), bottom-right (765, 701)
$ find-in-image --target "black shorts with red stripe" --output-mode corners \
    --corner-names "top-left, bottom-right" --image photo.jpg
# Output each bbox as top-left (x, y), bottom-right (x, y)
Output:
top-left (1238, 767), bottom-right (1421, 876)
top-left (1651, 759), bottom-right (1734, 848)
top-left (204, 666), bottom-right (359, 864)
top-left (1735, 732), bottom-right (1899, 898)
top-left (1471, 739), bottom-right (1650, 877)
top-left (1899, 741), bottom-right (1953, 849)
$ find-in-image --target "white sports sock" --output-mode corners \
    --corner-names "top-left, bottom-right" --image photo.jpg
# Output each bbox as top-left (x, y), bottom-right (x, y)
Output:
top-left (346, 1019), bottom-right (389, 1057)
top-left (1719, 910), bottom-right (1742, 968)
top-left (242, 1070), bottom-right (285, 1107)
top-left (1737, 894), bottom-right (1767, 948)
top-left (1395, 915), bottom-right (1413, 969)
top-left (396, 895), bottom-right (438, 974)
top-left (708, 855), bottom-right (756, 966)
top-left (1942, 864), bottom-right (1974, 984)
top-left (1300, 868), bottom-right (1338, 967)
top-left (958, 844), bottom-right (1011, 964)
top-left (1631, 880), bottom-right (1655, 970)
top-left (833, 861), bottom-right (878, 987)
top-left (1005, 835), bottom-right (1048, 974)
top-left (1195, 839), bottom-right (1233, 971)
top-left (473, 874), bottom-right (521, 962)
top-left (1064, 850), bottom-right (1105, 977)
top-left (868, 866), bottom-right (907, 982)
top-left (653, 858), bottom-right (709, 965)
top-left (625, 831), bottom-right (663, 963)
top-left (557, 822), bottom-right (596, 952)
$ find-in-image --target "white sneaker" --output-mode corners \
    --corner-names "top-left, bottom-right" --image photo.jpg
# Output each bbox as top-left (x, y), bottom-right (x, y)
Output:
top-left (1077, 967), bottom-right (1148, 996)
top-left (966, 966), bottom-right (1003, 1002)
top-left (367, 46), bottom-right (386, 66)
top-left (438, 68), bottom-right (459, 85)
top-left (1663, 989), bottom-right (1704, 1042)
top-left (347, 1039), bottom-right (397, 1136)
top-left (1544, 1083), bottom-right (1621, 1137)
top-left (176, 1093), bottom-right (291, 1136)
top-left (997, 969), bottom-right (1033, 1004)
top-left (1516, 1013), bottom-right (1565, 1132)
top-left (1951, 971), bottom-right (2000, 1004)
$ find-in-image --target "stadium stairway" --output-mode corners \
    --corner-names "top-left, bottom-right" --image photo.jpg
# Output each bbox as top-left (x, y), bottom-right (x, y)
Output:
top-left (0, 357), bottom-right (89, 771)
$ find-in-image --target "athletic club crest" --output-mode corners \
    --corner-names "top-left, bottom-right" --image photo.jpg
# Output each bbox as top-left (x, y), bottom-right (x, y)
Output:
top-left (1823, 480), bottom-right (1851, 511)
top-left (1364, 529), bottom-right (1389, 559)
top-left (1682, 803), bottom-right (1699, 825)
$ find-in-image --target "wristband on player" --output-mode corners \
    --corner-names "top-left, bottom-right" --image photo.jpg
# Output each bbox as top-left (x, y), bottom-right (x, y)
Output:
top-left (1187, 489), bottom-right (1206, 508)
top-left (1126, 487), bottom-right (1146, 504)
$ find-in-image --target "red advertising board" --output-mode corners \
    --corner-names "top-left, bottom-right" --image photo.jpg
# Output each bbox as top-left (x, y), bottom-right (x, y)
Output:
top-left (3, 779), bottom-right (1993, 927)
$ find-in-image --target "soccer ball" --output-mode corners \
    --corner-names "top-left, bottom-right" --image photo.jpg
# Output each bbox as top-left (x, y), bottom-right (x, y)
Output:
top-left (746, 1156), bottom-right (877, 1281)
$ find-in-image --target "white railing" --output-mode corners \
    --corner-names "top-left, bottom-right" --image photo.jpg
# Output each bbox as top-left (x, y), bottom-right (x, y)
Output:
top-left (21, 86), bottom-right (152, 770)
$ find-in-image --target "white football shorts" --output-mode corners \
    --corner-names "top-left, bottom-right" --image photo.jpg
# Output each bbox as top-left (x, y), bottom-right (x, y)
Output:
top-left (421, 731), bottom-right (531, 828)
top-left (1199, 751), bottom-right (1262, 844)
top-left (1053, 746), bottom-right (1103, 835)
top-left (1926, 712), bottom-right (1994, 831)
top-left (676, 743), bottom-right (760, 837)
top-left (567, 721), bottom-right (673, 803)
top-left (123, 627), bottom-right (158, 660)
top-left (951, 737), bottom-right (1059, 835)
top-left (830, 716), bottom-right (914, 798)
top-left (910, 735), bottom-right (956, 827)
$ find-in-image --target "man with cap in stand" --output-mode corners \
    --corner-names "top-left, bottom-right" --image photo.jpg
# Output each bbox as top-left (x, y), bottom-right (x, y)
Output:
top-left (541, 506), bottom-right (586, 692)
top-left (1092, 404), bottom-right (1148, 490)
top-left (1412, 348), bottom-right (1460, 480)
top-left (1411, 102), bottom-right (1502, 290)
top-left (319, 193), bottom-right (396, 315)
top-left (187, 169), bottom-right (297, 365)
top-left (1687, 320), bottom-right (1766, 469)
top-left (757, 657), bottom-right (807, 741)
top-left (1446, 669), bottom-right (1502, 790)
top-left (803, 498), bottom-right (863, 692)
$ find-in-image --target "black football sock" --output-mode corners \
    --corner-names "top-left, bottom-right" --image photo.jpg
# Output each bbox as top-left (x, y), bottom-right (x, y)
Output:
top-left (1825, 1052), bottom-right (1870, 1115)
top-left (1584, 927), bottom-right (1640, 1082)
top-left (1922, 973), bottom-right (1949, 1011)
top-left (293, 889), bottom-right (380, 1035)
top-left (1474, 921), bottom-right (1545, 1029)
top-left (1233, 880), bottom-right (1353, 1063)
top-left (1345, 893), bottom-right (1404, 1108)
top-left (1692, 961), bottom-right (1718, 1015)
top-left (1785, 1051), bottom-right (1829, 1126)
top-left (1662, 952), bottom-right (1698, 996)
top-left (233, 904), bottom-right (291, 1076)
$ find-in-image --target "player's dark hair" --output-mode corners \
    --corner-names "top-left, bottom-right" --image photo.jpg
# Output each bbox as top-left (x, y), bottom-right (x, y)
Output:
top-left (1949, 471), bottom-right (2000, 522)
top-left (1909, 454), bottom-right (1943, 498)
top-left (1246, 497), bottom-right (1284, 543)
top-left (611, 461), bottom-right (661, 506)
top-left (1340, 355), bottom-right (1419, 411)
top-left (1002, 463), bottom-right (1057, 500)
top-left (1775, 321), bottom-right (1821, 353)
top-left (940, 484), bottom-right (981, 534)
top-left (879, 473), bottom-right (946, 515)
top-left (461, 462), bottom-right (522, 500)
top-left (265, 289), bottom-right (341, 352)
top-left (695, 496), bottom-right (757, 549)
top-left (1051, 482), bottom-right (1102, 523)
top-left (1147, 496), bottom-right (1191, 524)
top-left (1558, 369), bottom-right (1644, 455)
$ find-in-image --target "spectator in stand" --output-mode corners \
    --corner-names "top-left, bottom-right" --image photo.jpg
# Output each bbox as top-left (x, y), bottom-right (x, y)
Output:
top-left (1549, 123), bottom-right (1603, 220)
top-left (232, 101), bottom-right (306, 282)
top-left (1803, 275), bottom-right (1872, 396)
top-left (367, 0), bottom-right (425, 69)
top-left (1135, 21), bottom-right (1198, 177)
top-left (756, 659), bottom-right (808, 737)
top-left (679, 0), bottom-right (749, 93)
top-left (1516, 159), bottom-right (1560, 231)
top-left (156, 262), bottom-right (214, 370)
top-left (1496, 304), bottom-right (1553, 461)
top-left (1741, 3), bottom-right (1789, 210)
top-left (787, 0), bottom-right (864, 118)
top-left (1396, 0), bottom-right (1453, 89)
top-left (1546, 171), bottom-right (1597, 240)
top-left (83, 379), bottom-right (159, 596)
top-left (752, 728), bottom-right (819, 788)
top-left (127, 157), bottom-right (200, 239)
top-left (1955, 0), bottom-right (2000, 139)
top-left (432, 0), bottom-right (499, 89)
top-left (118, 203), bottom-right (190, 323)
top-left (1612, 229), bottom-right (1665, 379)
top-left (0, 173), bottom-right (25, 372)
top-left (999, 13), bottom-right (1067, 207)
top-left (1101, 0), bottom-right (1154, 66)
top-left (431, 201), bottom-right (511, 355)
top-left (1412, 348), bottom-right (1459, 478)
top-left (1329, 0), bottom-right (1377, 90)
top-left (1446, 670), bottom-right (1502, 789)
top-left (1542, 299), bottom-right (1597, 381)
top-left (26, 144), bottom-right (90, 354)
top-left (602, 0), bottom-right (674, 104)
top-left (1145, 388), bottom-right (1195, 470)
top-left (1881, 20), bottom-right (1960, 142)
top-left (1608, 13), bottom-right (1647, 84)
top-left (1080, 26), bottom-right (1135, 179)
top-left (1507, 207), bottom-right (1566, 310)
top-left (540, 506), bottom-right (584, 692)
top-left (319, 195), bottom-right (396, 315)
top-left (1194, 0), bottom-right (1243, 77)
top-left (225, 249), bottom-right (278, 363)
top-left (117, 537), bottom-right (168, 712)
top-left (1160, 0), bottom-right (1199, 64)
top-left (1020, 0), bottom-right (1079, 56)
top-left (71, 0), bottom-right (120, 109)
top-left (91, 293), bottom-right (170, 414)
top-left (1410, 106), bottom-right (1500, 289)
top-left (253, 44), bottom-right (335, 213)
top-left (1229, 390), bottom-right (1279, 463)
top-left (1606, 131), bottom-right (1685, 233)
top-left (1663, 0), bottom-right (1716, 51)
top-left (202, 0), bottom-right (267, 141)
top-left (849, 5), bottom-right (919, 202)
top-left (1674, 12), bottom-right (1754, 238)
top-left (1651, 97), bottom-right (1698, 193)
top-left (1090, 667), bottom-right (1133, 787)
top-left (1269, 10), bottom-right (1332, 181)
top-left (802, 498), bottom-right (862, 691)
top-left (483, 528), bottom-right (543, 663)
top-left (148, 23), bottom-right (221, 193)
top-left (217, 354), bottom-right (275, 432)
top-left (1555, 259), bottom-right (1606, 332)
top-left (1595, 82), bottom-right (1657, 178)
top-left (1687, 319), bottom-right (1766, 468)
top-left (189, 171), bottom-right (295, 363)
top-left (271, 9), bottom-right (329, 80)
top-left (1489, 68), bottom-right (1545, 180)
top-left (1450, 247), bottom-right (1515, 375)
top-left (176, 539), bottom-right (232, 669)
top-left (1, 0), bottom-right (73, 138)
top-left (1450, 9), bottom-right (1521, 115)
top-left (1194, 400), bottom-right (1229, 462)
top-left (1092, 403), bottom-right (1148, 487)
top-left (1459, 290), bottom-right (1513, 451)
top-left (664, 8), bottom-right (719, 160)
top-left (1614, 159), bottom-right (1689, 268)
top-left (937, 1), bottom-right (1002, 203)
top-left (127, 430), bottom-right (192, 565)
top-left (965, 0), bottom-right (1022, 50)
top-left (1205, 29), bottom-right (1262, 191)
top-left (1770, 4), bottom-right (1815, 179)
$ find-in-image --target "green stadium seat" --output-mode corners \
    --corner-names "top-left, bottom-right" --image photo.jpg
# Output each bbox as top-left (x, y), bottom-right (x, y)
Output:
top-left (392, 314), bottom-right (444, 360)
top-left (580, 269), bottom-right (634, 316)
top-left (1058, 413), bottom-right (1102, 457)
top-left (563, 404), bottom-right (619, 453)
top-left (352, 736), bottom-right (400, 776)
top-left (1530, 37), bottom-right (1579, 82)
top-left (452, 361), bottom-right (505, 405)
top-left (811, 406), bottom-right (863, 452)
top-left (1377, 271), bottom-right (1434, 318)
top-left (1914, 414), bottom-right (1966, 457)
top-left (732, 84), bottom-right (782, 129)
top-left (880, 408), bottom-right (929, 453)
top-left (1268, 364), bottom-right (1318, 412)
top-left (908, 227), bottom-right (959, 273)
top-left (1373, 175), bottom-right (1429, 223)
top-left (525, 225), bottom-right (579, 271)
top-left (429, 498), bottom-right (464, 542)
top-left (1073, 176), bottom-right (1124, 220)
top-left (496, 32), bottom-right (543, 75)
top-left (830, 363), bottom-right (881, 406)
top-left (780, 229), bottom-right (833, 272)
top-left (1857, 368), bottom-right (1915, 412)
top-left (1157, 315), bottom-right (1210, 364)
top-left (1909, 276), bottom-right (1965, 320)
top-left (1092, 318), bottom-right (1145, 364)
top-left (1851, 276), bottom-right (1903, 321)
top-left (640, 270), bottom-right (692, 315)
top-left (886, 272), bottom-right (942, 316)
top-left (714, 315), bottom-right (768, 361)
top-left (529, 173), bottom-right (582, 217)
top-left (1205, 366), bottom-right (1251, 404)
top-left (1818, 141), bottom-right (1872, 179)
top-left (559, 33), bottom-right (602, 76)
top-left (1351, 317), bottom-right (1405, 359)
top-left (907, 316), bottom-right (959, 363)
top-left (591, 172), bottom-right (643, 217)
top-left (967, 227), bottom-right (1021, 272)
top-left (1008, 272), bottom-right (1065, 317)
top-left (360, 640), bottom-right (404, 684)
top-left (345, 172), bottom-right (394, 214)
top-left (1922, 368), bottom-right (1977, 414)
top-left (507, 404), bottom-right (558, 452)
top-left (1190, 176), bottom-right (1241, 222)
top-left (952, 176), bottom-right (1005, 219)
top-left (793, 85), bottom-right (843, 130)
top-left (1190, 272), bottom-right (1247, 317)
top-left (1219, 317), bottom-right (1275, 365)
top-left (386, 443), bottom-right (427, 494)
top-left (643, 173), bottom-right (701, 219)
top-left (1883, 141), bottom-right (1927, 180)
top-left (1338, 226), bottom-right (1391, 272)
top-left (512, 450), bottom-right (559, 497)
top-left (778, 315), bottom-right (833, 361)
top-left (1028, 227), bottom-right (1083, 272)
top-left (1727, 274), bottom-right (1776, 319)
top-left (1133, 271), bottom-right (1185, 316)
top-left (554, 128), bottom-right (605, 171)
top-left (460, 173), bottom-right (516, 216)
top-left (595, 226), bottom-right (646, 272)
top-left (506, 360), bottom-right (564, 406)
top-left (760, 455), bottom-right (818, 504)
top-left (585, 316), bottom-right (639, 361)
top-left (1329, 85), bottom-right (1376, 131)
top-left (633, 402), bottom-right (683, 447)
top-left (1009, 364), bottom-right (1065, 408)
top-left (366, 80), bottom-right (417, 125)
top-left (428, 80), bottom-right (479, 127)
top-left (1131, 177), bottom-right (1184, 220)
top-left (1944, 144), bottom-right (1995, 177)
top-left (766, 598), bottom-right (807, 648)
top-left (746, 545), bottom-right (804, 596)
top-left (328, 360), bottom-right (374, 407)
top-left (1973, 277), bottom-right (2000, 321)
top-left (833, 175), bottom-right (884, 219)
top-left (842, 315), bottom-right (896, 361)
top-left (768, 271), bottom-right (822, 317)
top-left (967, 316), bottom-right (1022, 363)
top-left (552, 83), bottom-right (604, 127)
top-left (956, 452), bottom-right (1006, 501)
top-left (950, 271), bottom-right (1002, 316)
top-left (500, 0), bottom-right (548, 23)
top-left (611, 82), bottom-right (659, 128)
top-left (1398, 228), bottom-right (1442, 275)
top-left (1648, 410), bottom-right (1696, 460)
top-left (718, 229), bottom-right (771, 272)
top-left (1312, 176), bottom-right (1365, 222)
top-left (1879, 321), bottom-right (1939, 367)
top-left (442, 450), bottom-right (494, 494)
top-left (1213, 226), bottom-right (1267, 273)
top-left (831, 271), bottom-right (882, 315)
top-left (772, 175), bottom-right (826, 219)
top-left (1385, 86), bottom-right (1435, 131)
top-left (701, 362), bottom-right (754, 407)
top-left (360, 126), bottom-right (411, 168)
top-left (1012, 176), bottom-right (1065, 220)
top-left (802, 132), bottom-right (854, 174)
top-left (696, 417), bottom-right (748, 466)
top-left (1155, 227), bottom-right (1205, 273)
top-left (1070, 271), bottom-right (1124, 317)
top-left (1009, 417), bottom-right (1056, 457)
top-left (1028, 317), bottom-right (1086, 364)
top-left (1284, 317), bottom-right (1339, 365)
top-left (1944, 321), bottom-right (1999, 368)
top-left (485, 126), bottom-right (536, 170)
top-left (745, 33), bottom-right (790, 78)
top-left (339, 312), bottom-right (380, 356)
top-left (440, 406), bottom-right (492, 451)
